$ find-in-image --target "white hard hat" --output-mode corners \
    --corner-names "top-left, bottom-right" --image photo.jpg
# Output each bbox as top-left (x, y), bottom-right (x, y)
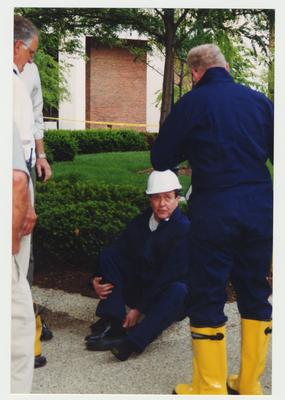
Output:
top-left (146, 170), bottom-right (182, 195)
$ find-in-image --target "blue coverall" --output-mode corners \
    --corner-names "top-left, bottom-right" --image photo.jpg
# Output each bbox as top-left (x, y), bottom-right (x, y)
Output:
top-left (94, 206), bottom-right (191, 351)
top-left (151, 67), bottom-right (273, 327)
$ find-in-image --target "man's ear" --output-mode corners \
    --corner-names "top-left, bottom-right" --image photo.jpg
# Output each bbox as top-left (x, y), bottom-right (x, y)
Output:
top-left (191, 68), bottom-right (198, 80)
top-left (14, 40), bottom-right (22, 56)
top-left (225, 63), bottom-right (230, 72)
top-left (191, 68), bottom-right (200, 85)
top-left (191, 67), bottom-right (206, 84)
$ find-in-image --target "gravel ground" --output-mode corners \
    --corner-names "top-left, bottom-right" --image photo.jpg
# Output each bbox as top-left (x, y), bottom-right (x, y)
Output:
top-left (31, 286), bottom-right (272, 395)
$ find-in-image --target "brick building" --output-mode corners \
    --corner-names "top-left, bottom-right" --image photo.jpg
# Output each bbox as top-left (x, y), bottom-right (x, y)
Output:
top-left (58, 33), bottom-right (164, 132)
top-left (86, 38), bottom-right (147, 130)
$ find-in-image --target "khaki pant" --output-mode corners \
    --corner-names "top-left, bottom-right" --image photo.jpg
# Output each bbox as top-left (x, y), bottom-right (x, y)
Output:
top-left (11, 245), bottom-right (35, 393)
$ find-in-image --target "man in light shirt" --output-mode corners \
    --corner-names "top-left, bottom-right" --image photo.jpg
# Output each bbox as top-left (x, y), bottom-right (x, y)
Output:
top-left (21, 61), bottom-right (53, 367)
top-left (13, 14), bottom-right (48, 374)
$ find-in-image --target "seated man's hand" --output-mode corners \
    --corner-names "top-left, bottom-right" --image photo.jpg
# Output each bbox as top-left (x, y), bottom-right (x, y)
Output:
top-left (92, 276), bottom-right (114, 300)
top-left (123, 308), bottom-right (141, 329)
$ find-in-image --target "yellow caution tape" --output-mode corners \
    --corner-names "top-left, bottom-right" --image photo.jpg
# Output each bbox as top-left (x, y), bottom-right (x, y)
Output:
top-left (43, 116), bottom-right (159, 129)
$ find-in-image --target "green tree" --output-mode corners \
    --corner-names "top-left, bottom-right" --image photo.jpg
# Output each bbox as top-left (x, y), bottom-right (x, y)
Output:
top-left (33, 49), bottom-right (70, 114)
top-left (16, 7), bottom-right (136, 113)
top-left (17, 7), bottom-right (274, 121)
top-left (238, 9), bottom-right (274, 101)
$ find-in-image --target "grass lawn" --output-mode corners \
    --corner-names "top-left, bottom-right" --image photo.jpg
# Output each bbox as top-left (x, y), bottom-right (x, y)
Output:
top-left (51, 151), bottom-right (192, 193)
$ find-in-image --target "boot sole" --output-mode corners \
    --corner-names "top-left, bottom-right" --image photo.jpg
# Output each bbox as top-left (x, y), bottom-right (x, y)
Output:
top-left (227, 383), bottom-right (239, 395)
top-left (86, 337), bottom-right (125, 351)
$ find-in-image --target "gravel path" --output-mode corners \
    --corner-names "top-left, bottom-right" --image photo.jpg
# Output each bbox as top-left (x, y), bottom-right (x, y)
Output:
top-left (31, 286), bottom-right (272, 395)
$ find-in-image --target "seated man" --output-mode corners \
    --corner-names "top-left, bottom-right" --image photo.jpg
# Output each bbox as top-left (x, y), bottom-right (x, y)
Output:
top-left (85, 169), bottom-right (191, 361)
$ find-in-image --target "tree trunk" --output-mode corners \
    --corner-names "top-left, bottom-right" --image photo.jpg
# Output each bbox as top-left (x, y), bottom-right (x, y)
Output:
top-left (159, 9), bottom-right (175, 128)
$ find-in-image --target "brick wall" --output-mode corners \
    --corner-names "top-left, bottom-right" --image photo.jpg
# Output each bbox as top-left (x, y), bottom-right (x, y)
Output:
top-left (86, 38), bottom-right (147, 131)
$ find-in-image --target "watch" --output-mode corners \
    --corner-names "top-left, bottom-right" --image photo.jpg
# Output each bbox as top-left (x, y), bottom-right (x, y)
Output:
top-left (37, 152), bottom-right (47, 159)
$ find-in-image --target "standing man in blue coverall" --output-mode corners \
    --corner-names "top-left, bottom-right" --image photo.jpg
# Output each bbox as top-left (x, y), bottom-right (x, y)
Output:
top-left (85, 170), bottom-right (191, 361)
top-left (151, 44), bottom-right (273, 395)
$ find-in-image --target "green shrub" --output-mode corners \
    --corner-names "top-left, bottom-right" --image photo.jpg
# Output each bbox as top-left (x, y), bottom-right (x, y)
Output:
top-left (71, 129), bottom-right (148, 153)
top-left (33, 179), bottom-right (149, 270)
top-left (44, 131), bottom-right (78, 161)
top-left (144, 132), bottom-right (158, 148)
top-left (44, 129), bottom-right (149, 156)
top-left (43, 142), bottom-right (54, 164)
top-left (35, 179), bottom-right (148, 210)
top-left (34, 200), bottom-right (139, 267)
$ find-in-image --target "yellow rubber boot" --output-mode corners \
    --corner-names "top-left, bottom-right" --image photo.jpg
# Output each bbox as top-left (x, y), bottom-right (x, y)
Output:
top-left (174, 352), bottom-right (199, 394)
top-left (34, 314), bottom-right (43, 357)
top-left (174, 325), bottom-right (227, 395)
top-left (227, 319), bottom-right (272, 395)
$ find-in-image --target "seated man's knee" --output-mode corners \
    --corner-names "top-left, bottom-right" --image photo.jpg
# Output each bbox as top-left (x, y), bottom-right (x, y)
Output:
top-left (99, 247), bottom-right (119, 270)
top-left (100, 247), bottom-right (115, 261)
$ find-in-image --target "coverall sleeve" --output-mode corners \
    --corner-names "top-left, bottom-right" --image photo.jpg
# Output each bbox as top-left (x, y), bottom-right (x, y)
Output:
top-left (151, 98), bottom-right (190, 171)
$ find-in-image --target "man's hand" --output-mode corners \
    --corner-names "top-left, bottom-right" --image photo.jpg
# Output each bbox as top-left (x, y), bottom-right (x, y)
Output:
top-left (92, 276), bottom-right (114, 299)
top-left (21, 204), bottom-right (37, 236)
top-left (123, 308), bottom-right (141, 329)
top-left (36, 158), bottom-right (52, 182)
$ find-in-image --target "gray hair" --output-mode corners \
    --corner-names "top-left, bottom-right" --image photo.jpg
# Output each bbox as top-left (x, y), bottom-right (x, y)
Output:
top-left (14, 15), bottom-right (39, 45)
top-left (187, 44), bottom-right (227, 71)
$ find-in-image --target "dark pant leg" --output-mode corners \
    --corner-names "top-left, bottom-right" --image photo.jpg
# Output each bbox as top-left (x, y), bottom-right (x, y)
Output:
top-left (186, 190), bottom-right (239, 327)
top-left (231, 183), bottom-right (273, 321)
top-left (127, 282), bottom-right (188, 351)
top-left (96, 247), bottom-right (139, 322)
top-left (187, 235), bottom-right (234, 327)
top-left (232, 238), bottom-right (272, 321)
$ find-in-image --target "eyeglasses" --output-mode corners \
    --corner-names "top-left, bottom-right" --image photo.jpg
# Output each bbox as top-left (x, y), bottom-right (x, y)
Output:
top-left (21, 41), bottom-right (37, 58)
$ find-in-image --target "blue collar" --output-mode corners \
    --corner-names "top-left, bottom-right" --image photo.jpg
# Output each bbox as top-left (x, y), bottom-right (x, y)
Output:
top-left (195, 67), bottom-right (233, 88)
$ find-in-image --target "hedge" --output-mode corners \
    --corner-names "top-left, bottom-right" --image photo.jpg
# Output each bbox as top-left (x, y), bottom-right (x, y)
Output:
top-left (44, 131), bottom-right (78, 162)
top-left (44, 129), bottom-right (153, 161)
top-left (42, 142), bottom-right (54, 164)
top-left (33, 179), bottom-right (149, 271)
top-left (71, 129), bottom-right (148, 153)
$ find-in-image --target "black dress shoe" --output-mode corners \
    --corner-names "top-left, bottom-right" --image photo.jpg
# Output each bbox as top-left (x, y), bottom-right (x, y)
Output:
top-left (85, 321), bottom-right (113, 341)
top-left (89, 317), bottom-right (110, 335)
top-left (111, 339), bottom-right (139, 361)
top-left (85, 317), bottom-right (125, 341)
top-left (86, 335), bottom-right (126, 351)
top-left (34, 355), bottom-right (47, 368)
top-left (85, 318), bottom-right (112, 340)
top-left (40, 320), bottom-right (53, 341)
